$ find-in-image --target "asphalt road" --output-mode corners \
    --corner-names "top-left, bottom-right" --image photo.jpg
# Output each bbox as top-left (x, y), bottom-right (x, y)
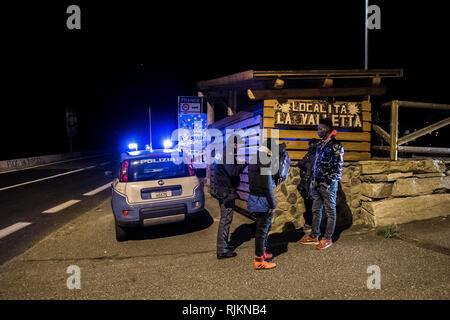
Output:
top-left (0, 153), bottom-right (119, 265)
top-left (0, 189), bottom-right (449, 299)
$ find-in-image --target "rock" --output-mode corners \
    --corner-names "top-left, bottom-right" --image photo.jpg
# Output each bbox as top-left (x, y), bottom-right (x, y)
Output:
top-left (360, 208), bottom-right (376, 227)
top-left (360, 195), bottom-right (374, 202)
top-left (273, 209), bottom-right (283, 218)
top-left (389, 160), bottom-right (445, 173)
top-left (289, 205), bottom-right (297, 215)
top-left (360, 159), bottom-right (445, 175)
top-left (391, 176), bottom-right (450, 197)
top-left (447, 170), bottom-right (450, 176)
top-left (361, 182), bottom-right (393, 198)
top-left (287, 192), bottom-right (297, 204)
top-left (341, 173), bottom-right (351, 184)
top-left (359, 161), bottom-right (390, 174)
top-left (387, 172), bottom-right (413, 181)
top-left (277, 202), bottom-right (290, 211)
top-left (413, 172), bottom-right (445, 179)
top-left (360, 174), bottom-right (389, 183)
top-left (350, 185), bottom-right (361, 195)
top-left (286, 185), bottom-right (298, 194)
top-left (280, 184), bottom-right (288, 196)
top-left (351, 199), bottom-right (360, 208)
top-left (361, 193), bottom-right (450, 227)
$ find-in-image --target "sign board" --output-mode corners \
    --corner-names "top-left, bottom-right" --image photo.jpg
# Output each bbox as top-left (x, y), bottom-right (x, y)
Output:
top-left (178, 96), bottom-right (203, 114)
top-left (66, 107), bottom-right (78, 137)
top-left (274, 100), bottom-right (363, 131)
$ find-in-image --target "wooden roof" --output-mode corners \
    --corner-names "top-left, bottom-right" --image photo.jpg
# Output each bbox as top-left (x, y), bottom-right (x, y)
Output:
top-left (197, 69), bottom-right (403, 100)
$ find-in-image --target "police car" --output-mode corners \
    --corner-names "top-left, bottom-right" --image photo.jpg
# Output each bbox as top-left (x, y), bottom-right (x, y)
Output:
top-left (111, 149), bottom-right (205, 241)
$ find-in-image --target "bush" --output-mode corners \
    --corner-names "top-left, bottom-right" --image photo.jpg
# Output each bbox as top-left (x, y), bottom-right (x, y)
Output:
top-left (376, 223), bottom-right (399, 238)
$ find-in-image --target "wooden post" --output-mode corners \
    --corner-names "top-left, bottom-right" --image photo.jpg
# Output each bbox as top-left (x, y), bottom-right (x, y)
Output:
top-left (390, 100), bottom-right (399, 160)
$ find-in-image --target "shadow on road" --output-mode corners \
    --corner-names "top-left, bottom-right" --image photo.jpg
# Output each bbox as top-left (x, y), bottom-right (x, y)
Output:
top-left (126, 210), bottom-right (214, 241)
top-left (266, 223), bottom-right (353, 258)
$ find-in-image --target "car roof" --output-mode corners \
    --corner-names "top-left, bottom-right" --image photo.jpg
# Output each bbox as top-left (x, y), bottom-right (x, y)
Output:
top-left (120, 149), bottom-right (182, 162)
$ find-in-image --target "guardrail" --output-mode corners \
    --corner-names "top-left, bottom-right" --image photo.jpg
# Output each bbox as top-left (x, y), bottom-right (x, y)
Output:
top-left (0, 149), bottom-right (113, 172)
top-left (372, 100), bottom-right (450, 160)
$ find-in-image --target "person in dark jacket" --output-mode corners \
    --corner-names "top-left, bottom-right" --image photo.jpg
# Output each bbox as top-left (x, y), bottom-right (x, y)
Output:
top-left (247, 140), bottom-right (277, 270)
top-left (214, 136), bottom-right (246, 259)
top-left (299, 118), bottom-right (344, 250)
top-left (296, 138), bottom-right (319, 233)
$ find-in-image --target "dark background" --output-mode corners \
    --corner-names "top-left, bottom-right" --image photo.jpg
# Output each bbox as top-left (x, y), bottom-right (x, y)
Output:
top-left (2, 0), bottom-right (449, 160)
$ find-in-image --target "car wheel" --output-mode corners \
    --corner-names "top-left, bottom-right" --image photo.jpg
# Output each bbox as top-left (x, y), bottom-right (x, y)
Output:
top-left (115, 222), bottom-right (128, 242)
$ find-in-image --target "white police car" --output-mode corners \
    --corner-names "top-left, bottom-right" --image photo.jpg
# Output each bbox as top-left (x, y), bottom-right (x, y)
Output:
top-left (111, 149), bottom-right (205, 241)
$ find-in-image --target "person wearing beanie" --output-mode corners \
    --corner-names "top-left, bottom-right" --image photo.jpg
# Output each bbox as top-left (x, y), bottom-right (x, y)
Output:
top-left (299, 117), bottom-right (344, 249)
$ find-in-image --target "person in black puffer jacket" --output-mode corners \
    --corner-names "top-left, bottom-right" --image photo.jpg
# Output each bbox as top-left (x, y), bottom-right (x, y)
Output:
top-left (299, 118), bottom-right (344, 250)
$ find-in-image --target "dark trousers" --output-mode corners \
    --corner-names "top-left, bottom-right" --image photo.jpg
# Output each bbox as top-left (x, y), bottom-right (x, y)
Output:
top-left (310, 181), bottom-right (338, 239)
top-left (217, 199), bottom-right (234, 254)
top-left (255, 211), bottom-right (273, 257)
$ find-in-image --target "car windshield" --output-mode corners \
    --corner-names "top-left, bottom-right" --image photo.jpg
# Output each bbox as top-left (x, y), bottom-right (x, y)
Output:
top-left (127, 156), bottom-right (190, 181)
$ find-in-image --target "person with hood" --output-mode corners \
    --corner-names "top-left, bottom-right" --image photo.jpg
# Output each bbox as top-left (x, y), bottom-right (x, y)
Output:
top-left (247, 139), bottom-right (277, 270)
top-left (214, 136), bottom-right (246, 259)
top-left (299, 118), bottom-right (344, 250)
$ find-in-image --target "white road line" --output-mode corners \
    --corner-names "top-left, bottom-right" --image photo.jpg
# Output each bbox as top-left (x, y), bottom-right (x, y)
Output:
top-left (0, 165), bottom-right (98, 192)
top-left (42, 200), bottom-right (81, 214)
top-left (0, 154), bottom-right (107, 175)
top-left (83, 182), bottom-right (112, 196)
top-left (0, 222), bottom-right (32, 240)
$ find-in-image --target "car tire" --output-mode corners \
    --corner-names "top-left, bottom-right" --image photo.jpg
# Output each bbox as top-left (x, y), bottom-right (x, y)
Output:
top-left (115, 222), bottom-right (128, 242)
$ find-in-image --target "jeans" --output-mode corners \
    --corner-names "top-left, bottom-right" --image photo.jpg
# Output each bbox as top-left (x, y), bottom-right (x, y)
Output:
top-left (255, 211), bottom-right (273, 257)
top-left (310, 180), bottom-right (338, 239)
top-left (217, 199), bottom-right (234, 254)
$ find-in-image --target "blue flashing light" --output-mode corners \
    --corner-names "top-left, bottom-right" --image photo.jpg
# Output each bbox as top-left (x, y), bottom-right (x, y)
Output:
top-left (163, 139), bottom-right (173, 149)
top-left (128, 143), bottom-right (138, 151)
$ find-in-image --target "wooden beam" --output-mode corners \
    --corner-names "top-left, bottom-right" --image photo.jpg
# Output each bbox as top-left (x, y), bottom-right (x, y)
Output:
top-left (322, 78), bottom-right (334, 88)
top-left (248, 87), bottom-right (387, 100)
top-left (372, 124), bottom-right (391, 144)
top-left (390, 100), bottom-right (399, 160)
top-left (397, 117), bottom-right (450, 146)
top-left (373, 145), bottom-right (450, 155)
top-left (381, 100), bottom-right (450, 110)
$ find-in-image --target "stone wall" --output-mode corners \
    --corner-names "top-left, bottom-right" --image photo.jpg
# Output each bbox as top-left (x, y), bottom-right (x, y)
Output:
top-left (359, 160), bottom-right (450, 227)
top-left (270, 159), bottom-right (450, 233)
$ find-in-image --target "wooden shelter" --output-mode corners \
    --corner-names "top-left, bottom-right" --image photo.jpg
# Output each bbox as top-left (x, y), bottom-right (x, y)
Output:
top-left (197, 69), bottom-right (403, 216)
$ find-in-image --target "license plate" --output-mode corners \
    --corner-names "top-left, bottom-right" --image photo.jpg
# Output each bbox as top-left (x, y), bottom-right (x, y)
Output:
top-left (151, 190), bottom-right (172, 198)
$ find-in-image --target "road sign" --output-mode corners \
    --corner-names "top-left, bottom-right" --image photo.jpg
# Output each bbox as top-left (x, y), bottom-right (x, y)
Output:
top-left (66, 108), bottom-right (78, 137)
top-left (178, 96), bottom-right (203, 114)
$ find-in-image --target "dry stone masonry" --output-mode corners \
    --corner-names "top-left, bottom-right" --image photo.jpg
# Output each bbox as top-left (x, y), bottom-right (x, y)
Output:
top-left (270, 159), bottom-right (450, 232)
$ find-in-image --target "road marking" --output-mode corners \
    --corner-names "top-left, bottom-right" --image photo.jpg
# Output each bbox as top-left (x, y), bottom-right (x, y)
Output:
top-left (0, 154), bottom-right (108, 175)
top-left (83, 182), bottom-right (112, 196)
top-left (0, 165), bottom-right (98, 192)
top-left (99, 161), bottom-right (111, 166)
top-left (42, 200), bottom-right (81, 214)
top-left (0, 222), bottom-right (32, 240)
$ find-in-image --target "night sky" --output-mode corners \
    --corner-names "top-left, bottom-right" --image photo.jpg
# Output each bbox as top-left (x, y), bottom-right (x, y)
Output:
top-left (2, 1), bottom-right (449, 160)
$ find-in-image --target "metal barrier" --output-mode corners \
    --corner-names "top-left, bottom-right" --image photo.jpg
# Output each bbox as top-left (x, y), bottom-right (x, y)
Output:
top-left (372, 100), bottom-right (450, 160)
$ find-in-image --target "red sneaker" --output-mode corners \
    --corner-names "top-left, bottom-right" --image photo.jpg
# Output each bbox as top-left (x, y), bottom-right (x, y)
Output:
top-left (254, 256), bottom-right (276, 270)
top-left (316, 237), bottom-right (333, 250)
top-left (263, 248), bottom-right (273, 260)
top-left (299, 235), bottom-right (319, 245)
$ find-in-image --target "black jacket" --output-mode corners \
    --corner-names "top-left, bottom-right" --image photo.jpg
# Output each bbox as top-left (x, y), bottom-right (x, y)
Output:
top-left (213, 147), bottom-right (245, 198)
top-left (248, 150), bottom-right (277, 209)
top-left (311, 137), bottom-right (344, 186)
top-left (297, 139), bottom-right (319, 198)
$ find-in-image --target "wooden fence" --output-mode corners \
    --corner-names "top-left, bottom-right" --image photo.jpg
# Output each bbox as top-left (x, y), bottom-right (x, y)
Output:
top-left (372, 100), bottom-right (450, 160)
